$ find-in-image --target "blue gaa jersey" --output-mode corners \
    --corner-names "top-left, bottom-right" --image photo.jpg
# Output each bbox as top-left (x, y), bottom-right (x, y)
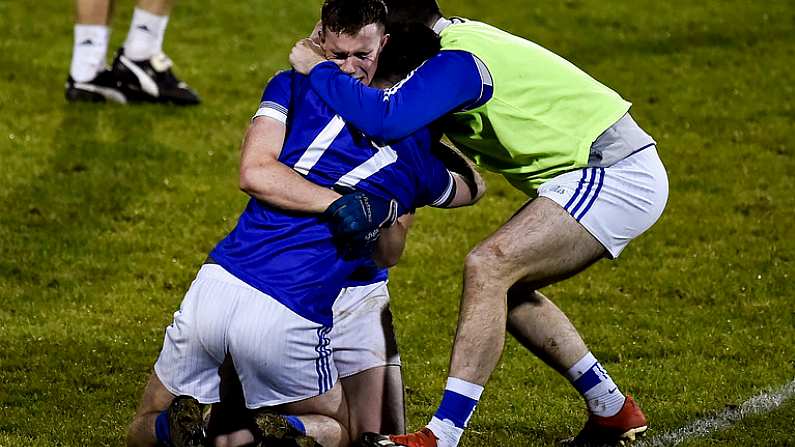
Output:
top-left (210, 70), bottom-right (455, 327)
top-left (306, 50), bottom-right (491, 142)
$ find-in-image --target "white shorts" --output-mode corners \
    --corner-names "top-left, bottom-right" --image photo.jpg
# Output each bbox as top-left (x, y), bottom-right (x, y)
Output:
top-left (154, 265), bottom-right (399, 408)
top-left (538, 146), bottom-right (668, 258)
top-left (155, 264), bottom-right (337, 408)
top-left (331, 281), bottom-right (401, 378)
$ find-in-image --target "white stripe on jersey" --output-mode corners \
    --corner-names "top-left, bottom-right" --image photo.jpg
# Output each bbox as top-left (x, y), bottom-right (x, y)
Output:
top-left (253, 104), bottom-right (288, 124)
top-left (293, 115), bottom-right (347, 175)
top-left (335, 142), bottom-right (398, 189)
top-left (430, 171), bottom-right (456, 207)
top-left (383, 60), bottom-right (428, 101)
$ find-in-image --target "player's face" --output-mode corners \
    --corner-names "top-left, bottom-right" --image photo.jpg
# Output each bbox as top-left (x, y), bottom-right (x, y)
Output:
top-left (320, 23), bottom-right (388, 86)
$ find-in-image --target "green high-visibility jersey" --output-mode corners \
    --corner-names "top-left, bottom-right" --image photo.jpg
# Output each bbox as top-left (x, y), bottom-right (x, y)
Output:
top-left (439, 20), bottom-right (631, 195)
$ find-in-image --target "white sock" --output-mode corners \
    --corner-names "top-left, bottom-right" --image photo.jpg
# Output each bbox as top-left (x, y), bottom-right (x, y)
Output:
top-left (566, 352), bottom-right (626, 417)
top-left (427, 416), bottom-right (465, 447)
top-left (70, 25), bottom-right (109, 82)
top-left (123, 7), bottom-right (169, 61)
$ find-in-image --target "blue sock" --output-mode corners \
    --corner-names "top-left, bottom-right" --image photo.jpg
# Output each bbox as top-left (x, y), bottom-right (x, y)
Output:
top-left (432, 378), bottom-right (484, 429)
top-left (567, 352), bottom-right (625, 417)
top-left (155, 410), bottom-right (172, 446)
top-left (283, 415), bottom-right (306, 435)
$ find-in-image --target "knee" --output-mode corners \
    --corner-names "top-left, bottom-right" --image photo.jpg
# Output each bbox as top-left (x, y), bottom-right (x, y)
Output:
top-left (507, 286), bottom-right (544, 312)
top-left (464, 243), bottom-right (511, 285)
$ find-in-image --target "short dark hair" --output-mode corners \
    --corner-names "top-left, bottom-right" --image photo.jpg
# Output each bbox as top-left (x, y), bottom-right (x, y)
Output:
top-left (383, 0), bottom-right (442, 27)
top-left (374, 22), bottom-right (441, 83)
top-left (321, 0), bottom-right (388, 35)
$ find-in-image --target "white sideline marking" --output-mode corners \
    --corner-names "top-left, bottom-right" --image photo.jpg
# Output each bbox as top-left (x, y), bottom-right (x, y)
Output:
top-left (639, 378), bottom-right (795, 446)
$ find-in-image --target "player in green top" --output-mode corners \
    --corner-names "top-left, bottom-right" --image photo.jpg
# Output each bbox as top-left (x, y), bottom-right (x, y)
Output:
top-left (291, 1), bottom-right (669, 445)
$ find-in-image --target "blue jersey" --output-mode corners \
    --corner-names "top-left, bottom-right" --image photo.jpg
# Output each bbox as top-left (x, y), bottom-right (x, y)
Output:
top-left (210, 70), bottom-right (455, 326)
top-left (306, 50), bottom-right (491, 141)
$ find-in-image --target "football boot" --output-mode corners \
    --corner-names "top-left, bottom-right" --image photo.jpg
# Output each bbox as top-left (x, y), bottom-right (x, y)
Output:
top-left (167, 395), bottom-right (207, 447)
top-left (253, 412), bottom-right (321, 447)
top-left (65, 68), bottom-right (126, 103)
top-left (111, 48), bottom-right (200, 105)
top-left (565, 395), bottom-right (648, 446)
top-left (359, 428), bottom-right (438, 447)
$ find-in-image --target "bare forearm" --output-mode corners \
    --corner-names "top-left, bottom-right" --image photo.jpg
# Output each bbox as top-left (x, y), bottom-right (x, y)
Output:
top-left (239, 117), bottom-right (340, 213)
top-left (373, 214), bottom-right (413, 268)
top-left (240, 162), bottom-right (340, 213)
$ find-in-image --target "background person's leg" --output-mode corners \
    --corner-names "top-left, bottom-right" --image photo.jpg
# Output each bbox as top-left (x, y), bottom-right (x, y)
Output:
top-left (110, 0), bottom-right (200, 104)
top-left (123, 0), bottom-right (174, 61)
top-left (67, 0), bottom-right (126, 102)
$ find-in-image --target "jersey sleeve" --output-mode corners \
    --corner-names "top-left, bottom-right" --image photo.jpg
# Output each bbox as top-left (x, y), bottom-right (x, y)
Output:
top-left (405, 132), bottom-right (457, 208)
top-left (308, 50), bottom-right (492, 141)
top-left (253, 70), bottom-right (293, 124)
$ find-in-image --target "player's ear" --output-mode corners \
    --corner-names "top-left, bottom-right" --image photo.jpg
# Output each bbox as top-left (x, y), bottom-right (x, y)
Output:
top-left (310, 20), bottom-right (323, 43)
top-left (380, 33), bottom-right (390, 51)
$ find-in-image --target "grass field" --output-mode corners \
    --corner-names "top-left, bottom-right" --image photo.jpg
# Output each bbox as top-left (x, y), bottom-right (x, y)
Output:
top-left (1, 0), bottom-right (794, 445)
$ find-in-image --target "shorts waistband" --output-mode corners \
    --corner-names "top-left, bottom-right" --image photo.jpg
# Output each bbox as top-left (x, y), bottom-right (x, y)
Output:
top-left (196, 263), bottom-right (260, 294)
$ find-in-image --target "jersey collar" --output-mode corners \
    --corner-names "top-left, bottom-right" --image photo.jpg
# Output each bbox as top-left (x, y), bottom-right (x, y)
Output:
top-left (432, 17), bottom-right (466, 35)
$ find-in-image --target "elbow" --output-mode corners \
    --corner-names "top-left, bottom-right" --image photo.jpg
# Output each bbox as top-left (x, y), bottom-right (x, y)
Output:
top-left (374, 252), bottom-right (401, 269)
top-left (382, 249), bottom-right (403, 268)
top-left (239, 165), bottom-right (261, 196)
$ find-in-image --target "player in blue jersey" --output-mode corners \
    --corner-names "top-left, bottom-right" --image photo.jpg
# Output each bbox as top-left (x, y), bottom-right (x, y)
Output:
top-left (290, 1), bottom-right (668, 446)
top-left (202, 20), bottom-right (484, 447)
top-left (126, 3), bottom-right (482, 446)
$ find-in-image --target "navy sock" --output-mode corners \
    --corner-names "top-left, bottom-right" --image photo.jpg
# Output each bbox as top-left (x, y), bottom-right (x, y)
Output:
top-left (284, 415), bottom-right (306, 435)
top-left (155, 410), bottom-right (172, 446)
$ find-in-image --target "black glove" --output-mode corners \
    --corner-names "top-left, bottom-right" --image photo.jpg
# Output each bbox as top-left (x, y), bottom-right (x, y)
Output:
top-left (323, 191), bottom-right (398, 236)
top-left (323, 191), bottom-right (398, 259)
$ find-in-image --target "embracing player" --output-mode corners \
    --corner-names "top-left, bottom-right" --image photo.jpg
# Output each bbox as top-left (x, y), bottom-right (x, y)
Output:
top-left (126, 2), bottom-right (482, 446)
top-left (289, 0), bottom-right (668, 445)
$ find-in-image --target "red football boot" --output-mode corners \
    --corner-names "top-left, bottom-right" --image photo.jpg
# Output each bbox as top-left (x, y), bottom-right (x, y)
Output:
top-left (568, 395), bottom-right (648, 446)
top-left (360, 428), bottom-right (438, 447)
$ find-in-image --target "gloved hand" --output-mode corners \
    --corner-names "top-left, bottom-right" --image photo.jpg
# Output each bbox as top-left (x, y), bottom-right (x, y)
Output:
top-left (323, 191), bottom-right (398, 236)
top-left (323, 191), bottom-right (398, 259)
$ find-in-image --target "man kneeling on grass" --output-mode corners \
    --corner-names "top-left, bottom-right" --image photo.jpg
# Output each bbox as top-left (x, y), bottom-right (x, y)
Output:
top-left (126, 3), bottom-right (483, 446)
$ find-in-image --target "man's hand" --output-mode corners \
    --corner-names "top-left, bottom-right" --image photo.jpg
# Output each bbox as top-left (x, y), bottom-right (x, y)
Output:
top-left (290, 38), bottom-right (327, 75)
top-left (324, 191), bottom-right (398, 235)
top-left (323, 191), bottom-right (399, 259)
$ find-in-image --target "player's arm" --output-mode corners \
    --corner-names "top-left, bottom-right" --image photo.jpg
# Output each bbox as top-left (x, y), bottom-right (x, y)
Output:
top-left (432, 139), bottom-right (486, 208)
top-left (372, 213), bottom-right (414, 268)
top-left (239, 72), bottom-right (341, 212)
top-left (239, 117), bottom-right (341, 213)
top-left (293, 47), bottom-right (489, 141)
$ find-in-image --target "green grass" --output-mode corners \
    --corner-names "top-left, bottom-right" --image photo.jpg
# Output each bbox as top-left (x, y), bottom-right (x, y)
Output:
top-left (1, 0), bottom-right (794, 445)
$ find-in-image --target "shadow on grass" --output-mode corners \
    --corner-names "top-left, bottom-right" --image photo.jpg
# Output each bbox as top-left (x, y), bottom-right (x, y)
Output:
top-left (1, 103), bottom-right (188, 297)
